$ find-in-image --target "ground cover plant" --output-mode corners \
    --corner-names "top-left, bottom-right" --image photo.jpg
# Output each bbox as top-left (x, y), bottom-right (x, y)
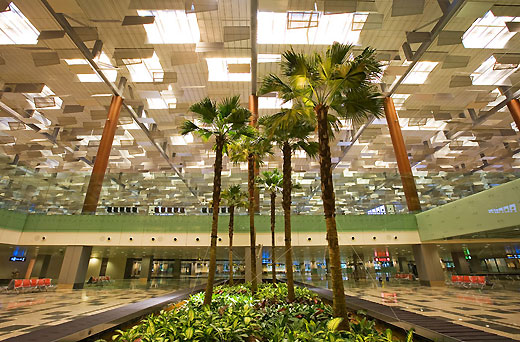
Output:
top-left (99, 283), bottom-right (413, 342)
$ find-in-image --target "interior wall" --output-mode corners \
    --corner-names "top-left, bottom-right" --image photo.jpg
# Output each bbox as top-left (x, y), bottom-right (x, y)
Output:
top-left (0, 248), bottom-right (32, 280)
top-left (86, 256), bottom-right (103, 279)
top-left (45, 254), bottom-right (64, 280)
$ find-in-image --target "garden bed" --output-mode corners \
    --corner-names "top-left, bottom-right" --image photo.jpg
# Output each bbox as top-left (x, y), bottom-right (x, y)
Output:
top-left (95, 283), bottom-right (414, 342)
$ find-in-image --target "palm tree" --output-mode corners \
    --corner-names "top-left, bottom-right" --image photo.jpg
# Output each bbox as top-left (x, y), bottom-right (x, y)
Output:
top-left (221, 184), bottom-right (247, 285)
top-left (256, 169), bottom-right (283, 283)
top-left (181, 96), bottom-right (252, 305)
top-left (258, 110), bottom-right (318, 301)
top-left (259, 43), bottom-right (383, 320)
top-left (229, 133), bottom-right (273, 293)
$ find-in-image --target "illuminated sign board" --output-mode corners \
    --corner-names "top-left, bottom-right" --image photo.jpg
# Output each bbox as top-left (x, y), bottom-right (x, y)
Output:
top-left (488, 204), bottom-right (517, 214)
top-left (9, 256), bottom-right (26, 262)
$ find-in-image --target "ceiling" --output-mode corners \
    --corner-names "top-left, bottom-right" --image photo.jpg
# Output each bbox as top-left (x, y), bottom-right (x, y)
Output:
top-left (0, 0), bottom-right (519, 214)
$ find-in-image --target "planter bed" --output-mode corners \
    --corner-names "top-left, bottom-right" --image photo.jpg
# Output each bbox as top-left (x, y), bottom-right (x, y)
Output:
top-left (95, 283), bottom-right (414, 342)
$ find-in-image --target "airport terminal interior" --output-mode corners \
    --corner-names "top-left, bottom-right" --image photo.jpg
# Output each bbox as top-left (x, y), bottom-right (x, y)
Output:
top-left (0, 0), bottom-right (519, 341)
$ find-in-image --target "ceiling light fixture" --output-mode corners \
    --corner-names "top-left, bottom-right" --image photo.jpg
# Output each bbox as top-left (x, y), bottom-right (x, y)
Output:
top-left (462, 11), bottom-right (519, 49)
top-left (0, 3), bottom-right (39, 45)
top-left (137, 10), bottom-right (200, 44)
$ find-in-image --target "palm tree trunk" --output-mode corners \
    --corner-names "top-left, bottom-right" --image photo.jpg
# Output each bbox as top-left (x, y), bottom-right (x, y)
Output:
top-left (203, 136), bottom-right (223, 305)
top-left (228, 205), bottom-right (235, 286)
top-left (316, 105), bottom-right (347, 321)
top-left (248, 153), bottom-right (257, 293)
top-left (270, 191), bottom-right (276, 283)
top-left (282, 142), bottom-right (295, 301)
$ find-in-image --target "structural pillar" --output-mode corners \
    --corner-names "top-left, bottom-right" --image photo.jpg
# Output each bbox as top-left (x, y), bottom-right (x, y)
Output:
top-left (353, 253), bottom-right (364, 281)
top-left (412, 244), bottom-right (445, 286)
top-left (82, 95), bottom-right (123, 213)
top-left (24, 258), bottom-right (36, 279)
top-left (172, 259), bottom-right (181, 279)
top-left (245, 245), bottom-right (262, 284)
top-left (58, 246), bottom-right (92, 289)
top-left (140, 256), bottom-right (153, 283)
top-left (384, 97), bottom-right (421, 212)
top-left (397, 256), bottom-right (409, 273)
top-left (31, 254), bottom-right (51, 278)
top-left (506, 98), bottom-right (520, 131)
top-left (451, 252), bottom-right (470, 275)
top-left (248, 94), bottom-right (260, 212)
top-left (468, 258), bottom-right (483, 274)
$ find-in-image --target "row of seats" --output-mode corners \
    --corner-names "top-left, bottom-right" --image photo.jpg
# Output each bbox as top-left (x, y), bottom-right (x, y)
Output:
top-left (451, 275), bottom-right (491, 289)
top-left (86, 275), bottom-right (111, 284)
top-left (395, 273), bottom-right (414, 280)
top-left (5, 278), bottom-right (53, 293)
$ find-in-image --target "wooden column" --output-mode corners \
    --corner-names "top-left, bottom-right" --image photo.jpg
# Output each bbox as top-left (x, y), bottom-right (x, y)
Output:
top-left (506, 98), bottom-right (520, 132)
top-left (384, 97), bottom-right (421, 212)
top-left (249, 94), bottom-right (260, 212)
top-left (82, 95), bottom-right (123, 213)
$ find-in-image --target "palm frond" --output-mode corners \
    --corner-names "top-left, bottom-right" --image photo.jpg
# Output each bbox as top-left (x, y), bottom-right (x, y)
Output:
top-left (189, 97), bottom-right (217, 124)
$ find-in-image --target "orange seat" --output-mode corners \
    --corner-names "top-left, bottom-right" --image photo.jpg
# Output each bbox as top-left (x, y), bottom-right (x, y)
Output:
top-left (14, 279), bottom-right (23, 289)
top-left (37, 279), bottom-right (46, 286)
top-left (22, 279), bottom-right (31, 287)
top-left (451, 275), bottom-right (457, 282)
top-left (463, 275), bottom-right (470, 283)
top-left (29, 279), bottom-right (38, 287)
top-left (477, 276), bottom-right (486, 284)
top-left (44, 278), bottom-right (51, 286)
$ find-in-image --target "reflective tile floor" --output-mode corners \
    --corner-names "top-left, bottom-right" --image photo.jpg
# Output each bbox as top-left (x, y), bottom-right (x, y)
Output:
top-left (0, 278), bottom-right (206, 340)
top-left (301, 277), bottom-right (520, 341)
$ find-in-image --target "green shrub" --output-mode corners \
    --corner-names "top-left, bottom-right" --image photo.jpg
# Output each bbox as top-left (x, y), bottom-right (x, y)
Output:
top-left (99, 283), bottom-right (412, 342)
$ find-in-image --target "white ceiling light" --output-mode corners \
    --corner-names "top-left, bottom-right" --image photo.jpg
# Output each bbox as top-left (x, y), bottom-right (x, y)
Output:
top-left (206, 55), bottom-right (282, 82)
top-left (462, 11), bottom-right (519, 49)
top-left (401, 61), bottom-right (438, 84)
top-left (471, 56), bottom-right (520, 85)
top-left (0, 3), bottom-right (39, 45)
top-left (257, 12), bottom-right (362, 45)
top-left (137, 10), bottom-right (200, 44)
top-left (124, 52), bottom-right (164, 83)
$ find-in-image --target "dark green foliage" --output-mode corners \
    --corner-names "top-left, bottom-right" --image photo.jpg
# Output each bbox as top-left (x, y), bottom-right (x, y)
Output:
top-left (101, 284), bottom-right (413, 342)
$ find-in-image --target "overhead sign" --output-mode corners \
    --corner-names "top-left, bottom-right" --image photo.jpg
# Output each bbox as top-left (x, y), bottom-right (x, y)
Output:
top-left (9, 256), bottom-right (26, 262)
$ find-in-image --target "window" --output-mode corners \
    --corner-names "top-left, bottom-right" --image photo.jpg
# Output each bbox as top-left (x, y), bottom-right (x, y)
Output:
top-left (0, 3), bottom-right (39, 45)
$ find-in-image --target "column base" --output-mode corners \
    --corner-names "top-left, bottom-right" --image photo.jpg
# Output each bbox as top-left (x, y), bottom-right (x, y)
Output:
top-left (57, 282), bottom-right (84, 290)
top-left (419, 280), bottom-right (445, 287)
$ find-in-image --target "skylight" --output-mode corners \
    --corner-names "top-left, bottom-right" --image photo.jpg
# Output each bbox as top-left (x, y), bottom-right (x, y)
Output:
top-left (69, 52), bottom-right (118, 83)
top-left (137, 10), bottom-right (200, 44)
top-left (124, 52), bottom-right (164, 83)
top-left (206, 55), bottom-right (282, 82)
top-left (471, 56), bottom-right (520, 86)
top-left (26, 85), bottom-right (63, 110)
top-left (258, 97), bottom-right (293, 109)
top-left (257, 12), bottom-right (363, 45)
top-left (390, 94), bottom-right (410, 110)
top-left (401, 61), bottom-right (438, 84)
top-left (0, 3), bottom-right (39, 45)
top-left (462, 11), bottom-right (519, 49)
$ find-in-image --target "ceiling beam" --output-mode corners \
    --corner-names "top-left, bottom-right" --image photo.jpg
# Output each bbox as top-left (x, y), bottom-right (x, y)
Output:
top-left (39, 0), bottom-right (200, 202)
top-left (472, 88), bottom-right (520, 126)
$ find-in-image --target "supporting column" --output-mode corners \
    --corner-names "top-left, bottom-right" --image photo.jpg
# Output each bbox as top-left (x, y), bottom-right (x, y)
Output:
top-left (140, 256), bottom-right (153, 283)
top-left (82, 95), bottom-right (123, 213)
top-left (58, 246), bottom-right (92, 289)
top-left (352, 253), bottom-right (364, 281)
top-left (451, 252), bottom-right (470, 275)
top-left (31, 254), bottom-right (51, 278)
top-left (397, 256), bottom-right (409, 273)
top-left (25, 258), bottom-right (36, 279)
top-left (384, 97), bottom-right (421, 212)
top-left (412, 245), bottom-right (445, 286)
top-left (506, 98), bottom-right (520, 131)
top-left (172, 259), bottom-right (181, 279)
top-left (245, 245), bottom-right (262, 284)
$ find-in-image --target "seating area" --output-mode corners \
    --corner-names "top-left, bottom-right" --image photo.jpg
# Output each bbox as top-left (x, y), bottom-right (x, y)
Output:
top-left (394, 273), bottom-right (414, 280)
top-left (87, 275), bottom-right (112, 285)
top-left (3, 278), bottom-right (54, 293)
top-left (451, 275), bottom-right (491, 289)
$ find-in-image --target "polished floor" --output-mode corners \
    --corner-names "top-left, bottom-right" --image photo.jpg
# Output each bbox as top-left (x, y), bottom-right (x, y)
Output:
top-left (1, 277), bottom-right (520, 341)
top-left (0, 279), bottom-right (206, 340)
top-left (299, 275), bottom-right (520, 341)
